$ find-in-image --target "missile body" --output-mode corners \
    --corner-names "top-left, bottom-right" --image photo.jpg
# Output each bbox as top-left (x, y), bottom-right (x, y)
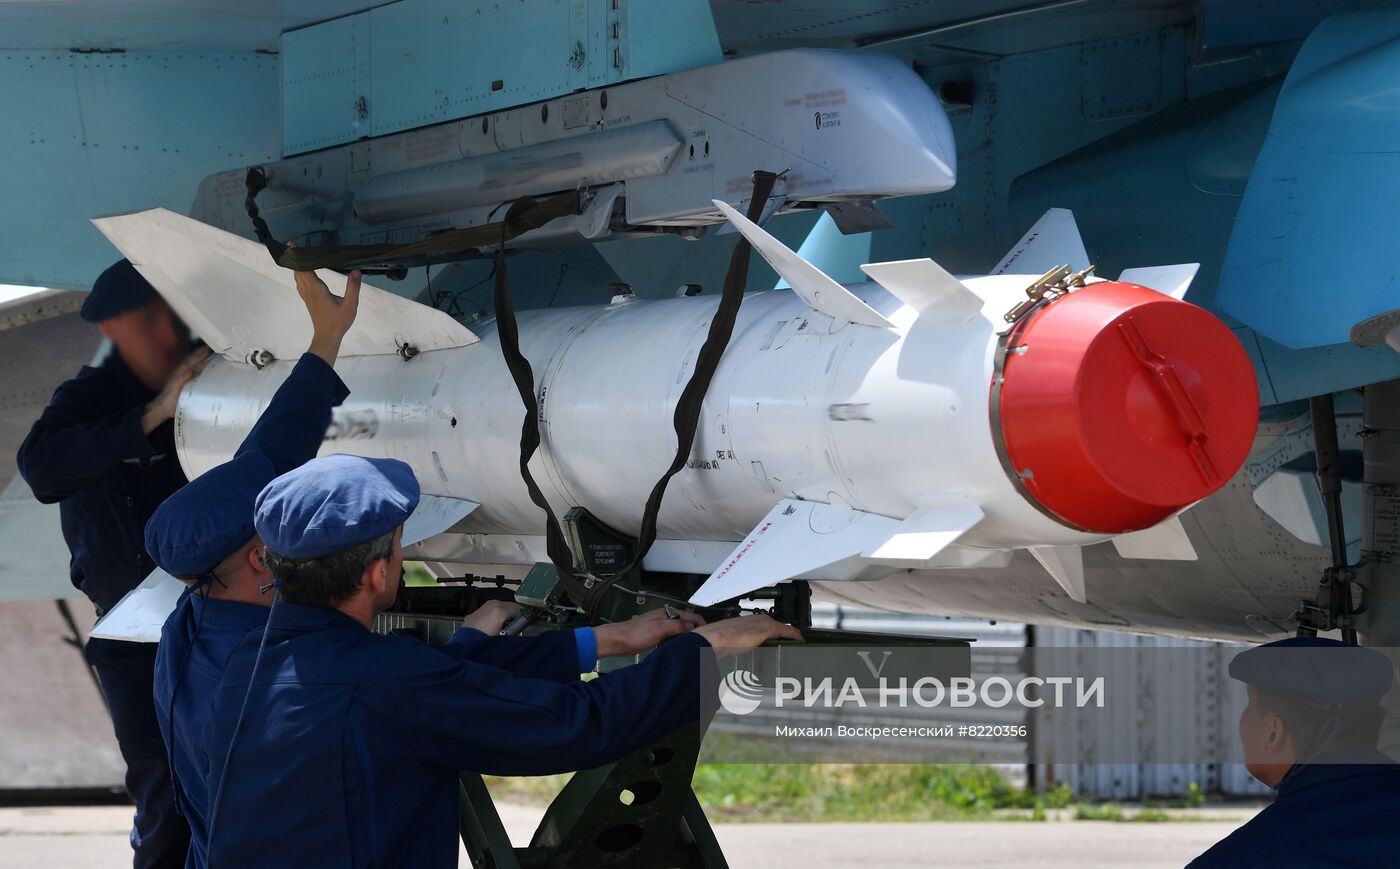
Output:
top-left (175, 273), bottom-right (1257, 606)
top-left (99, 207), bottom-right (1258, 607)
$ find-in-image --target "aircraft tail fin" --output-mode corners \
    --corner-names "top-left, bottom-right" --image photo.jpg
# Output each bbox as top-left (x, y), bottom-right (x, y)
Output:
top-left (776, 211), bottom-right (871, 288)
top-left (993, 208), bottom-right (1090, 275)
top-left (92, 208), bottom-right (477, 363)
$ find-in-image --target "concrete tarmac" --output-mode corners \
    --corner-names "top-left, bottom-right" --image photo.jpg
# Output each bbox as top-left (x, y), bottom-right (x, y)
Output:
top-left (0, 802), bottom-right (1258, 867)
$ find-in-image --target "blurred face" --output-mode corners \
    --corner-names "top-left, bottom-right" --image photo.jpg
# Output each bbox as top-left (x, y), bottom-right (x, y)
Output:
top-left (1238, 686), bottom-right (1297, 788)
top-left (99, 298), bottom-right (190, 391)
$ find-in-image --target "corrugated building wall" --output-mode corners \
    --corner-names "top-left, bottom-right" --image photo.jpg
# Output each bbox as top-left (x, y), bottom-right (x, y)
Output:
top-left (800, 605), bottom-right (1274, 800)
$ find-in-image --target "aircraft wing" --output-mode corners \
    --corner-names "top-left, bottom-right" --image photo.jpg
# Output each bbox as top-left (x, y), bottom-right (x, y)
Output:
top-left (0, 290), bottom-right (101, 602)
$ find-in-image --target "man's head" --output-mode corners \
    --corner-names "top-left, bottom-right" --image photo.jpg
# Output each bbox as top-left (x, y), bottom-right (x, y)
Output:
top-left (85, 260), bottom-right (190, 390)
top-left (1231, 637), bottom-right (1393, 787)
top-left (254, 455), bottom-right (419, 622)
top-left (145, 451), bottom-right (279, 603)
top-left (264, 526), bottom-right (403, 611)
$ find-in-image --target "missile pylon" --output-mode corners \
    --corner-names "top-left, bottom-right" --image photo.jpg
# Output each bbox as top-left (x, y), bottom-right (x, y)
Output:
top-left (94, 204), bottom-right (1257, 608)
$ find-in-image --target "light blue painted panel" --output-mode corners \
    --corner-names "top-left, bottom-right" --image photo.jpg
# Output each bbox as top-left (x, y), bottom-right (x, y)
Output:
top-left (0, 51), bottom-right (280, 289)
top-left (1255, 333), bottom-right (1400, 404)
top-left (1217, 8), bottom-right (1400, 349)
top-left (281, 0), bottom-right (722, 154)
top-left (1199, 0), bottom-right (1351, 49)
top-left (282, 15), bottom-right (371, 155)
top-left (0, 0), bottom-right (370, 52)
top-left (368, 0), bottom-right (577, 136)
top-left (624, 0), bottom-right (722, 86)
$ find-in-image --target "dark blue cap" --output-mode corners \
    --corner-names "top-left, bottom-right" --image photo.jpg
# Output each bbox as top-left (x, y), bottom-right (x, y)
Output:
top-left (81, 259), bottom-right (160, 323)
top-left (145, 452), bottom-right (278, 577)
top-left (254, 454), bottom-right (420, 559)
top-left (1230, 637), bottom-right (1395, 708)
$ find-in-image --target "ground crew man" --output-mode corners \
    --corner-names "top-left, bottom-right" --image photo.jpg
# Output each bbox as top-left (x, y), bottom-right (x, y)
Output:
top-left (144, 268), bottom-right (688, 867)
top-left (200, 453), bottom-right (799, 867)
top-left (1189, 636), bottom-right (1400, 868)
top-left (17, 259), bottom-right (211, 868)
top-left (144, 267), bottom-right (361, 868)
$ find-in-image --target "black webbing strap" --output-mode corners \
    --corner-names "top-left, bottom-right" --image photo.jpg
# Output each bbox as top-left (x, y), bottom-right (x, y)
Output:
top-left (243, 167), bottom-right (583, 272)
top-left (489, 170), bottom-right (778, 618)
top-left (248, 164), bottom-right (777, 618)
top-left (490, 198), bottom-right (591, 609)
top-left (598, 171), bottom-right (778, 605)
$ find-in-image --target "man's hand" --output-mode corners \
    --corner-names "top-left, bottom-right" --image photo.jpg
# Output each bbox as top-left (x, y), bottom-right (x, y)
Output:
top-left (594, 607), bottom-right (707, 658)
top-left (462, 600), bottom-right (522, 635)
top-left (296, 266), bottom-right (362, 366)
top-left (141, 346), bottom-right (213, 434)
top-left (694, 613), bottom-right (802, 657)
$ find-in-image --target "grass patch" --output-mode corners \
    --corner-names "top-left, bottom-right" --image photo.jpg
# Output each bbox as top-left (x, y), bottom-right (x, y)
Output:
top-left (404, 561), bottom-right (436, 587)
top-left (693, 763), bottom-right (1069, 822)
top-left (484, 766), bottom-right (1227, 824)
top-left (485, 764), bottom-right (1075, 823)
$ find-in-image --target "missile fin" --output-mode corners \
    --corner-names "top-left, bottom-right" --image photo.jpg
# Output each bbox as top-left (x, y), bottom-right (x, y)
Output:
top-left (1029, 544), bottom-right (1087, 603)
top-left (1111, 515), bottom-right (1198, 561)
top-left (91, 208), bottom-right (478, 363)
top-left (688, 499), bottom-right (899, 606)
top-left (90, 568), bottom-right (185, 643)
top-left (860, 259), bottom-right (983, 322)
top-left (993, 208), bottom-right (1089, 275)
top-left (711, 200), bottom-right (894, 328)
top-left (861, 498), bottom-right (985, 564)
top-left (403, 495), bottom-right (479, 547)
top-left (1118, 264), bottom-right (1200, 301)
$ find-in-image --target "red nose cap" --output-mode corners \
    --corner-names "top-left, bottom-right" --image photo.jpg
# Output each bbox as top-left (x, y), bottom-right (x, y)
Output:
top-left (995, 281), bottom-right (1259, 534)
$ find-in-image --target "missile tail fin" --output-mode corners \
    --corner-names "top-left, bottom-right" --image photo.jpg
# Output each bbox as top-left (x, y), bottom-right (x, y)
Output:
top-left (688, 499), bottom-right (900, 606)
top-left (92, 208), bottom-right (477, 363)
top-left (1030, 544), bottom-right (1087, 603)
top-left (403, 496), bottom-right (479, 546)
top-left (860, 259), bottom-right (983, 322)
top-left (711, 200), bottom-right (893, 328)
top-left (993, 208), bottom-right (1089, 276)
top-left (90, 569), bottom-right (185, 643)
top-left (1111, 515), bottom-right (1198, 561)
top-left (1118, 264), bottom-right (1200, 301)
top-left (861, 498), bottom-right (984, 564)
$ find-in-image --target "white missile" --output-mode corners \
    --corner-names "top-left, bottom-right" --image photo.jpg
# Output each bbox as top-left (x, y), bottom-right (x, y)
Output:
top-left (93, 205), bottom-right (1257, 609)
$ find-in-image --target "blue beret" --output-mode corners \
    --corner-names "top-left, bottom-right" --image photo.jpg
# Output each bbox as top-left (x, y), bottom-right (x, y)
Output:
top-left (81, 259), bottom-right (159, 323)
top-left (254, 454), bottom-right (420, 559)
top-left (145, 452), bottom-right (278, 576)
top-left (1230, 637), bottom-right (1395, 708)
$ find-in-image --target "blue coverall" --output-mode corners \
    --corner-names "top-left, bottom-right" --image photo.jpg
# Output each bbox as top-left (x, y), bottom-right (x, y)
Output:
top-left (153, 352), bottom-right (347, 869)
top-left (203, 606), bottom-right (713, 868)
top-left (1188, 750), bottom-right (1400, 867)
top-left (155, 352), bottom-right (599, 868)
top-left (17, 349), bottom-right (190, 868)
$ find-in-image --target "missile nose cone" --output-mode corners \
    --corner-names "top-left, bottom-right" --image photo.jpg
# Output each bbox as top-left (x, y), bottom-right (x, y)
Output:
top-left (994, 281), bottom-right (1258, 534)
